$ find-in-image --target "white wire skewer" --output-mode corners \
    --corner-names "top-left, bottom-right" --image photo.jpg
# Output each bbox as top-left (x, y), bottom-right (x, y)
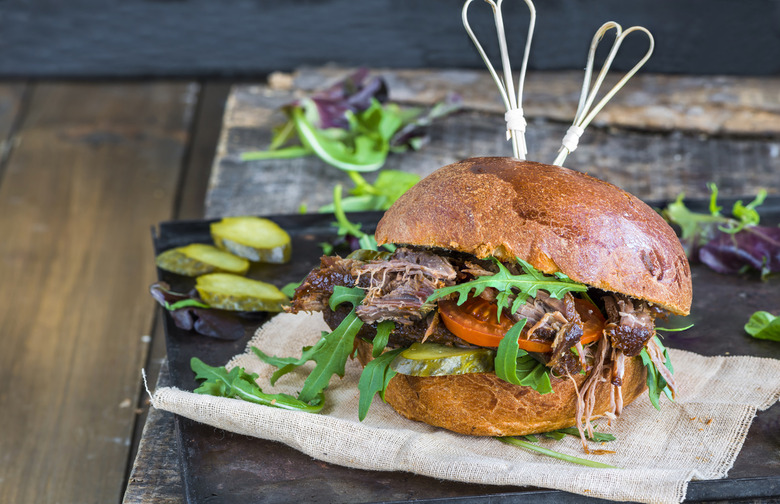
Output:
top-left (553, 22), bottom-right (655, 167)
top-left (462, 0), bottom-right (536, 160)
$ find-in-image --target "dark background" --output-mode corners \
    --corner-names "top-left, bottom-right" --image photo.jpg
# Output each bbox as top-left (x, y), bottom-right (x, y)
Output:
top-left (0, 0), bottom-right (777, 79)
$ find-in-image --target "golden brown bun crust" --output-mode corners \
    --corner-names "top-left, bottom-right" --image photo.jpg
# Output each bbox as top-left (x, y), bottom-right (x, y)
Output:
top-left (355, 339), bottom-right (647, 436)
top-left (375, 157), bottom-right (692, 315)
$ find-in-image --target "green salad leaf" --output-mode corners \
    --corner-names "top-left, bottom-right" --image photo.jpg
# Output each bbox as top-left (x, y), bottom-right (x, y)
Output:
top-left (744, 311), bottom-right (780, 341)
top-left (497, 437), bottom-right (618, 469)
top-left (253, 286), bottom-right (367, 404)
top-left (371, 320), bottom-right (394, 358)
top-left (427, 258), bottom-right (587, 321)
top-left (663, 183), bottom-right (768, 255)
top-left (357, 347), bottom-right (405, 421)
top-left (639, 336), bottom-right (675, 410)
top-left (191, 357), bottom-right (324, 413)
top-left (494, 319), bottom-right (553, 394)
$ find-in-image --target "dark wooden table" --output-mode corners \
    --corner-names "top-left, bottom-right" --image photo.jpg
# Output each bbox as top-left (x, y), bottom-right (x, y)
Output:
top-left (120, 68), bottom-right (780, 503)
top-left (0, 80), bottom-right (229, 504)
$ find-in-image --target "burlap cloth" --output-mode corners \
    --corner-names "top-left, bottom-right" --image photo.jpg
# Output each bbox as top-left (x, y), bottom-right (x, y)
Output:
top-left (151, 311), bottom-right (780, 504)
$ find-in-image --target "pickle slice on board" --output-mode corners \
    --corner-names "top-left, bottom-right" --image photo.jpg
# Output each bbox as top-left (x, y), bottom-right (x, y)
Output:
top-left (210, 216), bottom-right (292, 264)
top-left (195, 273), bottom-right (289, 312)
top-left (155, 243), bottom-right (250, 276)
top-left (390, 342), bottom-right (495, 377)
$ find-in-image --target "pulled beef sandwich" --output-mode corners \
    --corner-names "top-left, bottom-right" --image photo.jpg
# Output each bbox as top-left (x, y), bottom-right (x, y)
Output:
top-left (289, 157), bottom-right (692, 447)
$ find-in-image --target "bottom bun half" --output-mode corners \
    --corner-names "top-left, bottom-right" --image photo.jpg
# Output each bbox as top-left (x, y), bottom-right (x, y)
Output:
top-left (356, 340), bottom-right (648, 436)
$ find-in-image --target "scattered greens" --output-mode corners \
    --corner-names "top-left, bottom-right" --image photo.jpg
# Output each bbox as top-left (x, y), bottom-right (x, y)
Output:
top-left (240, 69), bottom-right (460, 213)
top-left (357, 348), bottom-right (404, 421)
top-left (744, 311), bottom-right (780, 341)
top-left (253, 286), bottom-right (367, 404)
top-left (497, 437), bottom-right (619, 469)
top-left (322, 184), bottom-right (397, 254)
top-left (639, 336), bottom-right (675, 410)
top-left (427, 258), bottom-right (588, 321)
top-left (191, 357), bottom-right (324, 413)
top-left (150, 282), bottom-right (245, 340)
top-left (663, 184), bottom-right (778, 278)
top-left (494, 319), bottom-right (553, 394)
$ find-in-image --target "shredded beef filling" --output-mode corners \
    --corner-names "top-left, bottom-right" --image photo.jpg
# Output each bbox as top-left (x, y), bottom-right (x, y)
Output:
top-left (351, 248), bottom-right (457, 324)
top-left (603, 294), bottom-right (657, 357)
top-left (290, 251), bottom-right (672, 409)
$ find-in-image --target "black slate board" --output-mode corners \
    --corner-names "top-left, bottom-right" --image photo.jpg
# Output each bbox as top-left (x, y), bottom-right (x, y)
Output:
top-left (152, 200), bottom-right (780, 504)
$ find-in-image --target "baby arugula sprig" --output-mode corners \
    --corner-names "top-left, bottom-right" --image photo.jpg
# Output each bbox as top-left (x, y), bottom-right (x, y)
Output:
top-left (427, 258), bottom-right (588, 321)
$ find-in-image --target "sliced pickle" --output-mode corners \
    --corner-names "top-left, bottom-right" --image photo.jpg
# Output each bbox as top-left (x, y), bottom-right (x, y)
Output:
top-left (210, 216), bottom-right (292, 264)
top-left (390, 342), bottom-right (495, 377)
top-left (195, 273), bottom-right (289, 312)
top-left (346, 249), bottom-right (392, 262)
top-left (155, 243), bottom-right (250, 276)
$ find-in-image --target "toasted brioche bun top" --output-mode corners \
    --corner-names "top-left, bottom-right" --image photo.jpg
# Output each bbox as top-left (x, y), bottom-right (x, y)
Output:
top-left (375, 157), bottom-right (692, 315)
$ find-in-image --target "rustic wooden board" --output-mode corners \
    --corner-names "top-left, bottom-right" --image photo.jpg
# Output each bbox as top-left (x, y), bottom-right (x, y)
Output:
top-left (0, 82), bottom-right (196, 503)
top-left (124, 68), bottom-right (780, 503)
top-left (206, 69), bottom-right (780, 218)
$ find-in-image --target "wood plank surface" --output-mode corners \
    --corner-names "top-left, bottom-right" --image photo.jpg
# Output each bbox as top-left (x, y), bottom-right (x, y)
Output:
top-left (206, 68), bottom-right (780, 218)
top-left (0, 82), bottom-right (196, 503)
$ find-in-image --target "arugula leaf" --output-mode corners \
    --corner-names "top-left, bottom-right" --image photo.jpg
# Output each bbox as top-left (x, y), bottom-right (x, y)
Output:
top-left (329, 285), bottom-right (366, 311)
top-left (494, 319), bottom-right (553, 394)
top-left (372, 320), bottom-right (394, 358)
top-left (253, 286), bottom-right (367, 404)
top-left (357, 347), bottom-right (405, 420)
top-left (327, 184), bottom-right (396, 253)
top-left (639, 336), bottom-right (675, 410)
top-left (191, 357), bottom-right (324, 413)
top-left (744, 311), bottom-right (780, 341)
top-left (297, 310), bottom-right (364, 403)
top-left (497, 437), bottom-right (618, 468)
top-left (427, 258), bottom-right (587, 321)
top-left (281, 280), bottom-right (302, 298)
top-left (552, 426), bottom-right (616, 443)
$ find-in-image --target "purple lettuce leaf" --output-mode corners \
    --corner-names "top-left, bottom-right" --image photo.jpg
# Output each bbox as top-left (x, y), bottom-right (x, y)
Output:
top-left (150, 282), bottom-right (245, 340)
top-left (297, 69), bottom-right (388, 130)
top-left (698, 225), bottom-right (780, 278)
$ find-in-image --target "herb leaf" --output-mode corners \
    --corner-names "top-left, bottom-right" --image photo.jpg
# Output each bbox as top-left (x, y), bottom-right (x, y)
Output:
top-left (639, 336), bottom-right (675, 410)
top-left (253, 287), bottom-right (367, 403)
top-left (372, 320), bottom-right (394, 358)
top-left (150, 282), bottom-right (244, 340)
top-left (494, 319), bottom-right (553, 394)
top-left (497, 437), bottom-right (618, 468)
top-left (191, 357), bottom-right (324, 413)
top-left (427, 258), bottom-right (587, 321)
top-left (663, 185), bottom-right (778, 277)
top-left (357, 347), bottom-right (405, 421)
top-left (744, 311), bottom-right (780, 341)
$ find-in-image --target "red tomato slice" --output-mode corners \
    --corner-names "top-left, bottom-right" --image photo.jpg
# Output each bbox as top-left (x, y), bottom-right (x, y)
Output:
top-left (438, 296), bottom-right (605, 353)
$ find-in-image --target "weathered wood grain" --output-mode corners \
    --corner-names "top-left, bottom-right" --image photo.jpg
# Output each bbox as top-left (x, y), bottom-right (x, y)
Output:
top-left (124, 360), bottom-right (184, 504)
top-left (206, 69), bottom-right (780, 218)
top-left (0, 84), bottom-right (28, 174)
top-left (293, 68), bottom-right (780, 136)
top-left (0, 82), bottom-right (195, 504)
